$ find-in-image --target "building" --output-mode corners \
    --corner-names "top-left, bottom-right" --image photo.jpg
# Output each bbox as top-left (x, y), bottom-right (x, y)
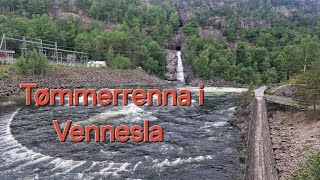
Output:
top-left (0, 50), bottom-right (15, 62)
top-left (87, 61), bottom-right (106, 67)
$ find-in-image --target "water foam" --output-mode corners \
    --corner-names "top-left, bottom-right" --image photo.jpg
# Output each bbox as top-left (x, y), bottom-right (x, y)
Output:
top-left (152, 155), bottom-right (213, 170)
top-left (0, 109), bottom-right (133, 178)
top-left (176, 51), bottom-right (185, 83)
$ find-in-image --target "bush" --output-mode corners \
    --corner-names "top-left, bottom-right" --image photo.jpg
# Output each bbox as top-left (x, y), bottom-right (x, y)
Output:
top-left (109, 54), bottom-right (132, 70)
top-left (16, 49), bottom-right (49, 76)
top-left (293, 151), bottom-right (320, 180)
top-left (0, 69), bottom-right (9, 80)
top-left (9, 94), bottom-right (26, 105)
top-left (238, 82), bottom-right (255, 105)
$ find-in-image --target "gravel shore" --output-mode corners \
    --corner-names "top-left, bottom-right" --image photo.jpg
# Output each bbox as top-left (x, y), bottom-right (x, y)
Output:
top-left (0, 66), bottom-right (168, 101)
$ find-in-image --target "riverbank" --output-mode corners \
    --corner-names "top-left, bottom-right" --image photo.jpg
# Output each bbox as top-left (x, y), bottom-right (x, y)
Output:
top-left (232, 96), bottom-right (320, 180)
top-left (1, 64), bottom-right (246, 102)
top-left (268, 106), bottom-right (320, 180)
top-left (0, 65), bottom-right (168, 102)
top-left (189, 78), bottom-right (243, 88)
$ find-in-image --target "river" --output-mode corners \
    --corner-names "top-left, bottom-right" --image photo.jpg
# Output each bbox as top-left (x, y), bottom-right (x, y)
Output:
top-left (0, 86), bottom-right (245, 180)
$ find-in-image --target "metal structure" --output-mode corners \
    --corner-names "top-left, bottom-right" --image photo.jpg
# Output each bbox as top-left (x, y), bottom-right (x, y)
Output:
top-left (0, 33), bottom-right (89, 66)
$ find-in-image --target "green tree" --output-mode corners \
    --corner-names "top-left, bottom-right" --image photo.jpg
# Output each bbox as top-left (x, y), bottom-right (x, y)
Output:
top-left (169, 11), bottom-right (180, 31)
top-left (296, 61), bottom-right (320, 110)
top-left (109, 54), bottom-right (132, 70)
top-left (239, 82), bottom-right (255, 105)
top-left (27, 14), bottom-right (59, 41)
top-left (183, 16), bottom-right (198, 36)
top-left (16, 49), bottom-right (48, 76)
top-left (106, 45), bottom-right (115, 64)
top-left (26, 0), bottom-right (48, 16)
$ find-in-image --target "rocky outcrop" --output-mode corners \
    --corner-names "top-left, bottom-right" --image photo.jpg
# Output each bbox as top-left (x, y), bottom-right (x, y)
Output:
top-left (270, 84), bottom-right (298, 97)
top-left (165, 50), bottom-right (178, 81)
top-left (50, 0), bottom-right (118, 32)
top-left (207, 16), bottom-right (229, 28)
top-left (275, 6), bottom-right (292, 18)
top-left (238, 17), bottom-right (271, 30)
top-left (200, 26), bottom-right (225, 40)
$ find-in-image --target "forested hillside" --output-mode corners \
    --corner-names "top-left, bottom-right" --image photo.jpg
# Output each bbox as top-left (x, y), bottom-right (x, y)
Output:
top-left (1, 0), bottom-right (320, 85)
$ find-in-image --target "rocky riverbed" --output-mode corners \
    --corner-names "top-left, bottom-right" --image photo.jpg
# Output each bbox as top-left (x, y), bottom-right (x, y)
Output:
top-left (0, 65), bottom-right (168, 101)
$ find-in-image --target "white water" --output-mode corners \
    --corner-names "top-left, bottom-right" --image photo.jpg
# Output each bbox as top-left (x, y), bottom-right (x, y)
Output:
top-left (0, 103), bottom-right (223, 178)
top-left (176, 51), bottom-right (185, 83)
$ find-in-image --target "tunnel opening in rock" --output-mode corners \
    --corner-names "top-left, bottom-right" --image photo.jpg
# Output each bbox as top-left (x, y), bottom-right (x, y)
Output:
top-left (176, 45), bottom-right (181, 51)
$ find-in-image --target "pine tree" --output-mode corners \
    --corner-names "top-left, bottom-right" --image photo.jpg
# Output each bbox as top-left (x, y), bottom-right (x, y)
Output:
top-left (169, 11), bottom-right (180, 31)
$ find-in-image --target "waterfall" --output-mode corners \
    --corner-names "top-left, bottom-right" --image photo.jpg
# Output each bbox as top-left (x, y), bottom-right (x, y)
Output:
top-left (176, 51), bottom-right (185, 83)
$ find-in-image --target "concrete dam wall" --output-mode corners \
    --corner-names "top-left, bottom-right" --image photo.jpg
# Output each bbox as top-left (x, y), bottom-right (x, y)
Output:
top-left (245, 87), bottom-right (278, 180)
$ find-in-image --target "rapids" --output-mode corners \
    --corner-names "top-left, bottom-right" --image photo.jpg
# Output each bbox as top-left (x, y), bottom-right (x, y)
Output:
top-left (0, 86), bottom-right (245, 179)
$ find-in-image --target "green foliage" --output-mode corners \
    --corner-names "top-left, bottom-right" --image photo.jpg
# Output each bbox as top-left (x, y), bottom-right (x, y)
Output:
top-left (16, 49), bottom-right (49, 76)
top-left (109, 54), bottom-right (132, 70)
top-left (0, 0), bottom-right (49, 16)
top-left (295, 61), bottom-right (320, 110)
top-left (27, 14), bottom-right (59, 41)
top-left (9, 94), bottom-right (26, 104)
top-left (169, 11), bottom-right (180, 31)
top-left (2, 0), bottom-right (320, 84)
top-left (0, 66), bottom-right (9, 80)
top-left (74, 27), bottom-right (166, 77)
top-left (187, 37), bottom-right (265, 84)
top-left (292, 151), bottom-right (320, 180)
top-left (183, 16), bottom-right (198, 36)
top-left (239, 82), bottom-right (255, 105)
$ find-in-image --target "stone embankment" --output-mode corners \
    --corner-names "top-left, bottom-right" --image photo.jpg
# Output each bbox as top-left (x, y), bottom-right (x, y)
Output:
top-left (233, 82), bottom-right (320, 179)
top-left (244, 86), bottom-right (278, 180)
top-left (0, 66), bottom-right (168, 101)
top-left (233, 86), bottom-right (278, 180)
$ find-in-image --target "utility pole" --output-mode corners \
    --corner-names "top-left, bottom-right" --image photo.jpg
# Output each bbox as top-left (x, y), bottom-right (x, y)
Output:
top-left (0, 33), bottom-right (5, 50)
top-left (54, 42), bottom-right (58, 63)
top-left (38, 39), bottom-right (43, 55)
top-left (0, 33), bottom-right (7, 60)
top-left (3, 34), bottom-right (6, 57)
top-left (21, 36), bottom-right (27, 57)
